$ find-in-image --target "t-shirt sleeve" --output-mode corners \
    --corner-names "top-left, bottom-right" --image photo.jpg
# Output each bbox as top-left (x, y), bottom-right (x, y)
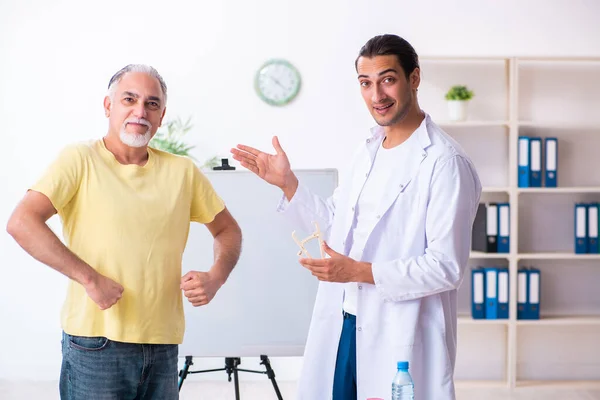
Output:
top-left (29, 145), bottom-right (84, 212)
top-left (189, 163), bottom-right (225, 223)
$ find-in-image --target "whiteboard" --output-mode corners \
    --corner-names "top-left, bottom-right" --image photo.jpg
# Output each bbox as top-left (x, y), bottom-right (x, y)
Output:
top-left (179, 169), bottom-right (338, 358)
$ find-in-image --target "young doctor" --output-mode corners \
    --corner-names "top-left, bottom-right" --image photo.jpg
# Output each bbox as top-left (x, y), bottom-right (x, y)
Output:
top-left (231, 34), bottom-right (482, 400)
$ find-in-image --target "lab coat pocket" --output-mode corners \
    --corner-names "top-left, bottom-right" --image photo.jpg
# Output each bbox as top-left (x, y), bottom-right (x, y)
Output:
top-left (380, 177), bottom-right (422, 241)
top-left (384, 298), bottom-right (423, 346)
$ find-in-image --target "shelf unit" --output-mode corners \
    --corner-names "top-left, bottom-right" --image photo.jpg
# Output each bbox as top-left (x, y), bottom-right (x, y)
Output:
top-left (420, 56), bottom-right (600, 390)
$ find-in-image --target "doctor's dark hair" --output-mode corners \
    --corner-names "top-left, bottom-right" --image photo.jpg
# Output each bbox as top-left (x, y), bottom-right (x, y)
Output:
top-left (355, 34), bottom-right (419, 79)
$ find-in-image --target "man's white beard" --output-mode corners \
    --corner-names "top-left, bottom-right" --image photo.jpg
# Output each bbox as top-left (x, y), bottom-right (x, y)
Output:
top-left (119, 118), bottom-right (153, 148)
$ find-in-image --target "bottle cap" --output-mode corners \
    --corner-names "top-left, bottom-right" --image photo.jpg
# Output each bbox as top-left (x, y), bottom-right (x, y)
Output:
top-left (397, 361), bottom-right (409, 370)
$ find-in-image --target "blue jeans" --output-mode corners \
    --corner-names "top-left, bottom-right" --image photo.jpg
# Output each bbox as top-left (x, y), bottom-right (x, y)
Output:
top-left (332, 312), bottom-right (357, 400)
top-left (60, 332), bottom-right (179, 400)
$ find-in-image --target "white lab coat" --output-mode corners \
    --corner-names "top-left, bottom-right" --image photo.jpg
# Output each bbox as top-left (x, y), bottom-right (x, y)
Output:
top-left (279, 114), bottom-right (482, 400)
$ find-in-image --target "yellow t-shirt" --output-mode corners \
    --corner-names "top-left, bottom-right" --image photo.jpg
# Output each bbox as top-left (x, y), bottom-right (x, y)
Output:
top-left (30, 139), bottom-right (225, 344)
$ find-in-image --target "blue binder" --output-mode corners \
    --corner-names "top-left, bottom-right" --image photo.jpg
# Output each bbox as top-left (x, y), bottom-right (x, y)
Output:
top-left (485, 268), bottom-right (498, 319)
top-left (588, 203), bottom-right (599, 253)
top-left (518, 136), bottom-right (531, 188)
top-left (517, 268), bottom-right (528, 320)
top-left (497, 268), bottom-right (509, 319)
top-left (529, 137), bottom-right (542, 187)
top-left (545, 137), bottom-right (558, 187)
top-left (471, 268), bottom-right (486, 319)
top-left (486, 203), bottom-right (498, 253)
top-left (575, 203), bottom-right (588, 254)
top-left (497, 203), bottom-right (510, 253)
top-left (526, 268), bottom-right (541, 320)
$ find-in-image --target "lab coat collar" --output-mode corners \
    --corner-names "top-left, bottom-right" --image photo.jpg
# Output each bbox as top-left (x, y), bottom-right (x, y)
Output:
top-left (366, 111), bottom-right (432, 153)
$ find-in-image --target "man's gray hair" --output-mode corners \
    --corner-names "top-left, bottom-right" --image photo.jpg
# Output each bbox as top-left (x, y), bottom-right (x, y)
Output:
top-left (107, 64), bottom-right (168, 104)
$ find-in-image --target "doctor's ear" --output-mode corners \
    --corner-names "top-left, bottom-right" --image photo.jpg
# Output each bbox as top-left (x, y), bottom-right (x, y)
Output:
top-left (410, 68), bottom-right (421, 90)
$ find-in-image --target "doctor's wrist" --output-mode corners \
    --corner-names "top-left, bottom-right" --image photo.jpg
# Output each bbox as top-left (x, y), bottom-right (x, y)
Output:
top-left (281, 174), bottom-right (299, 201)
top-left (355, 261), bottom-right (374, 284)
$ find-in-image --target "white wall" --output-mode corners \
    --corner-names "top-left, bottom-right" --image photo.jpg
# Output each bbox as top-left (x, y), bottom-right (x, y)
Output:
top-left (1, 0), bottom-right (600, 381)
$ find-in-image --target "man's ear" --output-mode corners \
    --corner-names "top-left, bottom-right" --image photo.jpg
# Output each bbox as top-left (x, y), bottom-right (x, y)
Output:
top-left (410, 67), bottom-right (421, 90)
top-left (103, 96), bottom-right (111, 118)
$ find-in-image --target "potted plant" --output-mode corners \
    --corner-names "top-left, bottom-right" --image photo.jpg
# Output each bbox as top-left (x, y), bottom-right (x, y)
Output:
top-left (149, 116), bottom-right (220, 170)
top-left (444, 85), bottom-right (474, 121)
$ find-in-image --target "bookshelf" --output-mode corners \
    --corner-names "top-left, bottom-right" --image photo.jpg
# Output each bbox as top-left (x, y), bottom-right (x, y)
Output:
top-left (420, 56), bottom-right (600, 390)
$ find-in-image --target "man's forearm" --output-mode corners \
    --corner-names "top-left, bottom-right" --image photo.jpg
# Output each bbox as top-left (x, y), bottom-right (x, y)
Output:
top-left (7, 216), bottom-right (97, 286)
top-left (209, 225), bottom-right (242, 284)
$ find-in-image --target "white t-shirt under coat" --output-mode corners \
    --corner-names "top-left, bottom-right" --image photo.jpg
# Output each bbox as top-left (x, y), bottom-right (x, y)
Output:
top-left (343, 132), bottom-right (418, 315)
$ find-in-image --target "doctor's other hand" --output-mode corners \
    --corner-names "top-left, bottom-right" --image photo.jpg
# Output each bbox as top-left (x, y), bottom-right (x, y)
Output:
top-left (299, 242), bottom-right (373, 284)
top-left (230, 136), bottom-right (298, 194)
top-left (181, 270), bottom-right (222, 307)
top-left (84, 272), bottom-right (124, 310)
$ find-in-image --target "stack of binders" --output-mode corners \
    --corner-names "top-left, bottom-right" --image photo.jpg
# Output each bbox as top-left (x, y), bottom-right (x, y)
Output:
top-left (471, 267), bottom-right (541, 320)
top-left (574, 203), bottom-right (600, 254)
top-left (471, 203), bottom-right (510, 253)
top-left (518, 136), bottom-right (558, 188)
top-left (471, 267), bottom-right (509, 319)
top-left (517, 267), bottom-right (541, 320)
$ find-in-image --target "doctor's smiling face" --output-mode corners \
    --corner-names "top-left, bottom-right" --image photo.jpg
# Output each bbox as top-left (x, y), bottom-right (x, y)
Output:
top-left (355, 34), bottom-right (421, 128)
top-left (356, 54), bottom-right (420, 128)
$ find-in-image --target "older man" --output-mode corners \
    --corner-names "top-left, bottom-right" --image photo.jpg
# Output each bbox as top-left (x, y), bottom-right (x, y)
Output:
top-left (7, 64), bottom-right (242, 399)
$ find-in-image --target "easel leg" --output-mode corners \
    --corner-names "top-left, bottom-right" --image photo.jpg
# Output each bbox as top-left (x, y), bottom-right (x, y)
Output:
top-left (261, 355), bottom-right (283, 400)
top-left (225, 357), bottom-right (242, 400)
top-left (233, 363), bottom-right (240, 400)
top-left (178, 356), bottom-right (194, 392)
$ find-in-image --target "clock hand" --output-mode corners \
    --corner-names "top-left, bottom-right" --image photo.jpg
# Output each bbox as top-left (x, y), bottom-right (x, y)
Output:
top-left (269, 76), bottom-right (285, 89)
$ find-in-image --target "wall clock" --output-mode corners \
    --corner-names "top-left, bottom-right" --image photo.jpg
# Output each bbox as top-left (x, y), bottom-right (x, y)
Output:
top-left (254, 59), bottom-right (301, 106)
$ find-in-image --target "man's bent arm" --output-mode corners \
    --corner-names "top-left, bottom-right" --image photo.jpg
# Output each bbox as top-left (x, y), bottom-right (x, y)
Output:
top-left (205, 207), bottom-right (242, 284)
top-left (6, 190), bottom-right (97, 286)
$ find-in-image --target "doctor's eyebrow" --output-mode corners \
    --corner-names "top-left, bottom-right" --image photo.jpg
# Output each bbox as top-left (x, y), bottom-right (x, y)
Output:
top-left (357, 69), bottom-right (399, 79)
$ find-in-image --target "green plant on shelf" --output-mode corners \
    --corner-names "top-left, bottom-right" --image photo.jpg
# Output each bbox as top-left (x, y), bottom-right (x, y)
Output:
top-left (445, 85), bottom-right (474, 101)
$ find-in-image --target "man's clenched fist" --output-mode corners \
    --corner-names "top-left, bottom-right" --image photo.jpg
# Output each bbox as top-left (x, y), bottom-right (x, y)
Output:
top-left (181, 270), bottom-right (222, 307)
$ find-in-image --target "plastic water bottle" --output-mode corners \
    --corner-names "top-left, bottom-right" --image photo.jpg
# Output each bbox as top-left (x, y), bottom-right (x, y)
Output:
top-left (391, 361), bottom-right (414, 400)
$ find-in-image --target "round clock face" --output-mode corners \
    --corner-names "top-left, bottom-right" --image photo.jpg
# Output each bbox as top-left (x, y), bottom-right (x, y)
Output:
top-left (254, 59), bottom-right (301, 106)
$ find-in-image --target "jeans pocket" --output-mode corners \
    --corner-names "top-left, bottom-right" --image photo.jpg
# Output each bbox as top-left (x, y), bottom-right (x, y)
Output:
top-left (68, 334), bottom-right (110, 352)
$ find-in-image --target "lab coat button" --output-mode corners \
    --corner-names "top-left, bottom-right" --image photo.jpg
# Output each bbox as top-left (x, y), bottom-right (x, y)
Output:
top-left (366, 139), bottom-right (371, 143)
top-left (351, 207), bottom-right (355, 212)
top-left (357, 327), bottom-right (362, 332)
top-left (376, 215), bottom-right (381, 219)
top-left (422, 152), bottom-right (427, 157)
top-left (358, 285), bottom-right (363, 290)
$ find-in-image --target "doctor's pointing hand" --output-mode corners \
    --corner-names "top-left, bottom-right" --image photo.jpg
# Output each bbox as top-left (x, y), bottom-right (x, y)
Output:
top-left (231, 136), bottom-right (299, 202)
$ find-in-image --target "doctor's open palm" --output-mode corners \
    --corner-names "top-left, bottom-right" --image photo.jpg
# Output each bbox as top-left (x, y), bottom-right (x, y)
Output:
top-left (230, 136), bottom-right (296, 190)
